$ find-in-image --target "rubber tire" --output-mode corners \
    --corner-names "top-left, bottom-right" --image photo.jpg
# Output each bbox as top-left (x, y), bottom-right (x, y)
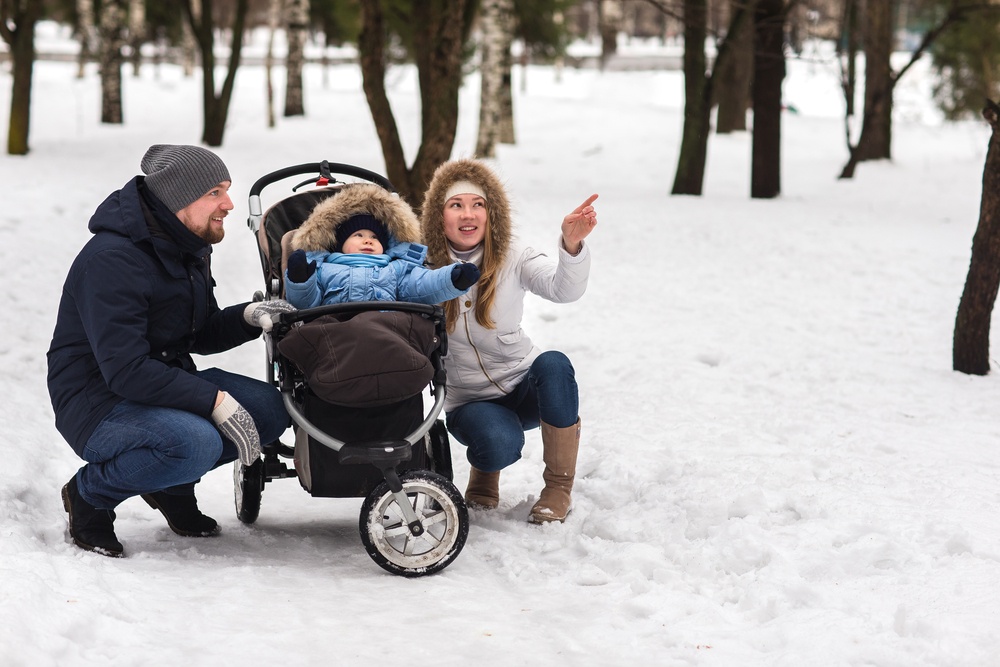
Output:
top-left (359, 470), bottom-right (469, 577)
top-left (234, 458), bottom-right (264, 524)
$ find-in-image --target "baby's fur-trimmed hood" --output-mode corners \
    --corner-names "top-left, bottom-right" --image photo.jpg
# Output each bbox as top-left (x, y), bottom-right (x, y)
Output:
top-left (292, 183), bottom-right (420, 252)
top-left (420, 159), bottom-right (511, 268)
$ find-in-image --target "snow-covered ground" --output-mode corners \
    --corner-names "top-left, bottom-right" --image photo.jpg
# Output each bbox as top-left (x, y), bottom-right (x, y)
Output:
top-left (1, 25), bottom-right (998, 666)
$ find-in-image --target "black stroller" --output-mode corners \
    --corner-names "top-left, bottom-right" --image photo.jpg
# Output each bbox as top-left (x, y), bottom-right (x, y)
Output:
top-left (235, 161), bottom-right (469, 577)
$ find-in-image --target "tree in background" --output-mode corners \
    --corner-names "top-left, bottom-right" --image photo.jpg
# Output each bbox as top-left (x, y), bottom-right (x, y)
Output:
top-left (750, 0), bottom-right (787, 199)
top-left (310, 0), bottom-right (360, 87)
top-left (126, 0), bottom-right (144, 76)
top-left (599, 0), bottom-right (623, 68)
top-left (672, 0), bottom-right (710, 195)
top-left (476, 0), bottom-right (516, 158)
top-left (930, 5), bottom-right (1000, 120)
top-left (264, 0), bottom-right (281, 128)
top-left (75, 0), bottom-right (95, 78)
top-left (284, 0), bottom-right (309, 117)
top-left (838, 0), bottom-right (998, 179)
top-left (358, 0), bottom-right (478, 205)
top-left (954, 99), bottom-right (1000, 375)
top-left (180, 0), bottom-right (250, 147)
top-left (98, 0), bottom-right (126, 124)
top-left (1, 0), bottom-right (43, 155)
top-left (714, 0), bottom-right (756, 134)
top-left (669, 0), bottom-right (753, 196)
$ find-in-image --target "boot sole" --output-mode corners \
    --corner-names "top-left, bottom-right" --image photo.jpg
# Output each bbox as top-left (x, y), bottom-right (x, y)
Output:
top-left (528, 505), bottom-right (571, 524)
top-left (141, 494), bottom-right (221, 538)
top-left (62, 484), bottom-right (125, 558)
top-left (464, 496), bottom-right (499, 511)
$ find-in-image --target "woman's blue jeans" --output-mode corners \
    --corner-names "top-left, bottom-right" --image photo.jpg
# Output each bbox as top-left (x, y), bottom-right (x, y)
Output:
top-left (76, 368), bottom-right (288, 509)
top-left (446, 351), bottom-right (578, 473)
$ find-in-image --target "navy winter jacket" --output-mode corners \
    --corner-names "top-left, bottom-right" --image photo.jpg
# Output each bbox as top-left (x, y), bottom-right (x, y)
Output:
top-left (46, 177), bottom-right (259, 456)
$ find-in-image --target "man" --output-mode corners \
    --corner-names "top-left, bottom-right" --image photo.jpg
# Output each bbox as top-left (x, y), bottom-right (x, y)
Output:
top-left (47, 144), bottom-right (294, 558)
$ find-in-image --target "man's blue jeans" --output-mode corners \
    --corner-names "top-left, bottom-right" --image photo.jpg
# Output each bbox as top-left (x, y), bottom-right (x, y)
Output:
top-left (75, 368), bottom-right (288, 509)
top-left (446, 351), bottom-right (578, 473)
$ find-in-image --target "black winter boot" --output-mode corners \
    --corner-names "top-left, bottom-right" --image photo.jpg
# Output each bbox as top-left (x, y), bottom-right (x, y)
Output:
top-left (62, 476), bottom-right (124, 558)
top-left (142, 491), bottom-right (220, 537)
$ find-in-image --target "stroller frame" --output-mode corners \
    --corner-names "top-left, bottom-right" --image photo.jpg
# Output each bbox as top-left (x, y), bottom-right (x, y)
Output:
top-left (237, 161), bottom-right (469, 577)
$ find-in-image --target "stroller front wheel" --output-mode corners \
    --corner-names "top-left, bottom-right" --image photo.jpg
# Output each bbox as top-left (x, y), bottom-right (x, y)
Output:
top-left (234, 458), bottom-right (264, 524)
top-left (360, 470), bottom-right (469, 577)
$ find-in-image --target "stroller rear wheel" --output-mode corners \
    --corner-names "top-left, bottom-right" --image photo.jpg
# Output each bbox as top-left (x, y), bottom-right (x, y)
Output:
top-left (360, 470), bottom-right (469, 577)
top-left (234, 458), bottom-right (264, 524)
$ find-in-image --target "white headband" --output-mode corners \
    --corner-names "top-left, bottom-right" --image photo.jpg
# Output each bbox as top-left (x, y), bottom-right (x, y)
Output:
top-left (444, 180), bottom-right (487, 202)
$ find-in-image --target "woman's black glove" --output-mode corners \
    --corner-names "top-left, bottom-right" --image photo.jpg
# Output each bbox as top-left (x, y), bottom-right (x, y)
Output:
top-left (286, 249), bottom-right (317, 283)
top-left (451, 263), bottom-right (481, 290)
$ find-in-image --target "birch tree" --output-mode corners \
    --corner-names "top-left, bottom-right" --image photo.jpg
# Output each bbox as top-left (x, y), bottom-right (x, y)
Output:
top-left (76, 0), bottom-right (96, 79)
top-left (127, 0), bottom-right (145, 76)
top-left (476, 0), bottom-right (515, 157)
top-left (265, 0), bottom-right (282, 128)
top-left (98, 0), bottom-right (127, 124)
top-left (284, 0), bottom-right (309, 117)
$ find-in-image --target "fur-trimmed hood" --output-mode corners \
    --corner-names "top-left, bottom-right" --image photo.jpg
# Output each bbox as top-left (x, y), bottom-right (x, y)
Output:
top-left (420, 159), bottom-right (511, 269)
top-left (292, 183), bottom-right (421, 252)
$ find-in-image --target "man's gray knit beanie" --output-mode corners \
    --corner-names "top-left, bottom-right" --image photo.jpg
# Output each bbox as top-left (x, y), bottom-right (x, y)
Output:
top-left (141, 144), bottom-right (231, 213)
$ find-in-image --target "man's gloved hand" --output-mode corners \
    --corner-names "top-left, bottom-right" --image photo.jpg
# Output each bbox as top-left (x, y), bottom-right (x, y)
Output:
top-left (451, 263), bottom-right (481, 290)
top-left (211, 392), bottom-right (260, 466)
top-left (286, 249), bottom-right (317, 283)
top-left (243, 299), bottom-right (296, 332)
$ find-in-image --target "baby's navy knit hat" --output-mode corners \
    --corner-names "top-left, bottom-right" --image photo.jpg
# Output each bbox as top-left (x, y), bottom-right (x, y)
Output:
top-left (334, 213), bottom-right (390, 253)
top-left (141, 144), bottom-right (231, 213)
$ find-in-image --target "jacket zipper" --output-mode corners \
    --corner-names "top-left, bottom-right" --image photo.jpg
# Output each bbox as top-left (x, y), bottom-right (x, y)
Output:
top-left (463, 311), bottom-right (506, 393)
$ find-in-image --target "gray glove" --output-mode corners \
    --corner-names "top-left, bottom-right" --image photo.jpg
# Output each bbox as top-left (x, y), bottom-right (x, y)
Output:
top-left (243, 299), bottom-right (296, 332)
top-left (211, 392), bottom-right (261, 465)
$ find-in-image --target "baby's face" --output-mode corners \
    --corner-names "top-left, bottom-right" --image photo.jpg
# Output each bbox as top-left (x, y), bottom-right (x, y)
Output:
top-left (341, 229), bottom-right (384, 255)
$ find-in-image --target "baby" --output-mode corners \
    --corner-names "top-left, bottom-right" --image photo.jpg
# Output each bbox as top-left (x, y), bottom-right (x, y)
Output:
top-left (284, 183), bottom-right (479, 308)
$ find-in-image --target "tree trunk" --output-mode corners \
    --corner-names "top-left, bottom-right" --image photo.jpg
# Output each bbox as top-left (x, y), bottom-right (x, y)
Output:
top-left (476, 0), bottom-right (514, 158)
top-left (181, 13), bottom-right (196, 78)
top-left (359, 0), bottom-right (470, 205)
top-left (265, 0), bottom-right (281, 128)
top-left (284, 0), bottom-right (309, 117)
top-left (671, 0), bottom-right (710, 196)
top-left (750, 0), bottom-right (785, 199)
top-left (853, 0), bottom-right (894, 162)
top-left (358, 1), bottom-right (409, 196)
top-left (599, 0), bottom-right (621, 70)
top-left (99, 0), bottom-right (126, 125)
top-left (839, 0), bottom-right (859, 119)
top-left (715, 0), bottom-right (755, 134)
top-left (183, 0), bottom-right (249, 147)
top-left (953, 99), bottom-right (1000, 375)
top-left (499, 42), bottom-right (515, 145)
top-left (76, 0), bottom-right (95, 79)
top-left (1, 1), bottom-right (41, 155)
top-left (127, 0), bottom-right (145, 76)
top-left (410, 1), bottom-right (470, 202)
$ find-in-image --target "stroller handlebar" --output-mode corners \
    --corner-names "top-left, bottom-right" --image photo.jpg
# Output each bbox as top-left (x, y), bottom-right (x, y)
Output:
top-left (248, 161), bottom-right (394, 197)
top-left (247, 161), bottom-right (395, 233)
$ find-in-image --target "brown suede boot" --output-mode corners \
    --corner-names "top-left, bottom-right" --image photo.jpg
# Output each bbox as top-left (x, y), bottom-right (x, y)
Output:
top-left (529, 418), bottom-right (581, 523)
top-left (465, 467), bottom-right (500, 510)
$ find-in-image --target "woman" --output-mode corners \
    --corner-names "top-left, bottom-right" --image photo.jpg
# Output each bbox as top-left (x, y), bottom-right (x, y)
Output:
top-left (420, 159), bottom-right (598, 523)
